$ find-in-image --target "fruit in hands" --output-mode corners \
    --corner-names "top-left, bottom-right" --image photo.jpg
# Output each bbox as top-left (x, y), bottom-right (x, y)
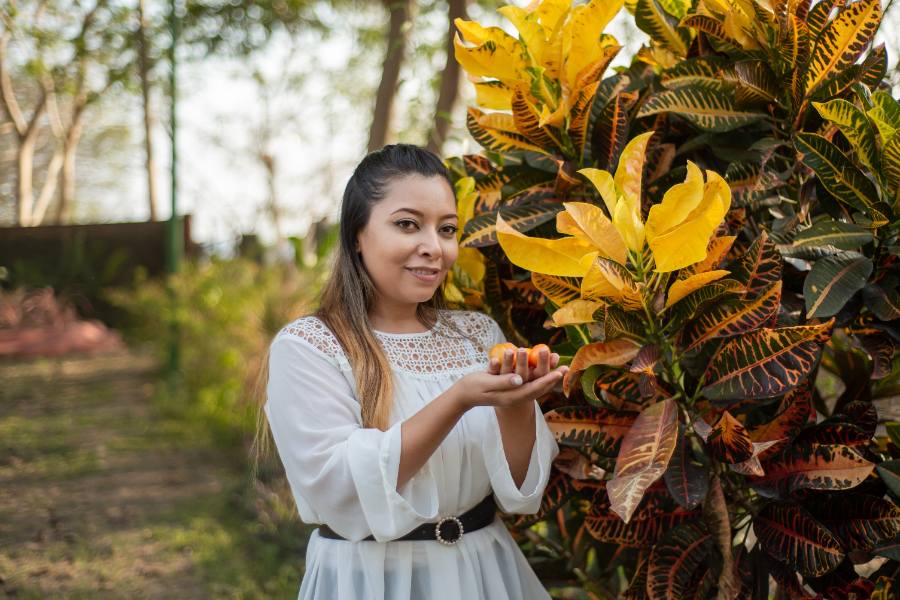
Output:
top-left (527, 344), bottom-right (550, 369)
top-left (488, 343), bottom-right (518, 366)
top-left (488, 342), bottom-right (552, 370)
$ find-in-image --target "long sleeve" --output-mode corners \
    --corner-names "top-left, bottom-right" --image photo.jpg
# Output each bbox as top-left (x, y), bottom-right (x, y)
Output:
top-left (264, 332), bottom-right (440, 542)
top-left (480, 318), bottom-right (560, 514)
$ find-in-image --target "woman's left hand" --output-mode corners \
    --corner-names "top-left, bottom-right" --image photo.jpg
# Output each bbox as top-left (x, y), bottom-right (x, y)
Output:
top-left (488, 346), bottom-right (559, 383)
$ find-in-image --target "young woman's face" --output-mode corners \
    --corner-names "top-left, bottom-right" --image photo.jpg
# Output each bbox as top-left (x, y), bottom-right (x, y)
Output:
top-left (356, 174), bottom-right (459, 307)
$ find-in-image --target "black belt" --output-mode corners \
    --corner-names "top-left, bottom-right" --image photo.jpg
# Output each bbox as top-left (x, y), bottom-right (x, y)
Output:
top-left (317, 494), bottom-right (496, 545)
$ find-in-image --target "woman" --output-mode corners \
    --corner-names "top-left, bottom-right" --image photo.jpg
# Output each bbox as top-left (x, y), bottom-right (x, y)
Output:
top-left (262, 144), bottom-right (567, 599)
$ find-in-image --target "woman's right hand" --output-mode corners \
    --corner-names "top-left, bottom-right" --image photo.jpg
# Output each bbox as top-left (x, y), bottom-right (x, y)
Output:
top-left (452, 364), bottom-right (568, 411)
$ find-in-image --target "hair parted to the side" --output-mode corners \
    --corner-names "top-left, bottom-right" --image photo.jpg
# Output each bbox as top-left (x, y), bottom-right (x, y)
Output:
top-left (251, 143), bottom-right (476, 476)
top-left (315, 143), bottom-right (459, 431)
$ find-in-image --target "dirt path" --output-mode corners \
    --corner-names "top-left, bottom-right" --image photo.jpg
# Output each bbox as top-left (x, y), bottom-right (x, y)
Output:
top-left (0, 349), bottom-right (240, 599)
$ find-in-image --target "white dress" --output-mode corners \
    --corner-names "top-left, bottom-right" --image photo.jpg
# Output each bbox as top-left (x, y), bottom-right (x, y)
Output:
top-left (264, 308), bottom-right (560, 600)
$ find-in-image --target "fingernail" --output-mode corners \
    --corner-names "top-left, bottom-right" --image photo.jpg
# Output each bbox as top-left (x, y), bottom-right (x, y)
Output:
top-left (511, 375), bottom-right (523, 386)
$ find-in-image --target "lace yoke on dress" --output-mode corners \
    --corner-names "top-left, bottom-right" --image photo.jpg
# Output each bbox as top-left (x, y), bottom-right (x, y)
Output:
top-left (276, 310), bottom-right (497, 380)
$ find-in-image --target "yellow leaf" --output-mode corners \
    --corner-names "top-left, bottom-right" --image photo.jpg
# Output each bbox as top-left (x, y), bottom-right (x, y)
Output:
top-left (665, 269), bottom-right (730, 308)
top-left (498, 5), bottom-right (547, 65)
top-left (477, 112), bottom-right (519, 133)
top-left (613, 193), bottom-right (645, 253)
top-left (455, 176), bottom-right (477, 227)
top-left (456, 247), bottom-right (486, 284)
top-left (496, 213), bottom-right (597, 276)
top-left (615, 131), bottom-right (655, 208)
top-left (455, 18), bottom-right (493, 45)
top-left (453, 30), bottom-right (529, 85)
top-left (577, 167), bottom-right (619, 216)
top-left (474, 81), bottom-right (514, 110)
top-left (551, 299), bottom-right (606, 326)
top-left (443, 277), bottom-right (466, 303)
top-left (536, 0), bottom-right (573, 36)
top-left (644, 161), bottom-right (704, 241)
top-left (581, 257), bottom-right (643, 309)
top-left (561, 202), bottom-right (629, 264)
top-left (647, 169), bottom-right (732, 272)
top-left (679, 235), bottom-right (736, 279)
top-left (562, 0), bottom-right (624, 88)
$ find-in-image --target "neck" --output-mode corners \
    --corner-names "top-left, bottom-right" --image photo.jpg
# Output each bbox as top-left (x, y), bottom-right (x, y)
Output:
top-left (369, 298), bottom-right (427, 333)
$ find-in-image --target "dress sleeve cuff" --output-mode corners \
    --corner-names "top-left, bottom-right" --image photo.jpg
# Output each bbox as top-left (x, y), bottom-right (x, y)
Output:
top-left (483, 401), bottom-right (560, 514)
top-left (346, 419), bottom-right (440, 541)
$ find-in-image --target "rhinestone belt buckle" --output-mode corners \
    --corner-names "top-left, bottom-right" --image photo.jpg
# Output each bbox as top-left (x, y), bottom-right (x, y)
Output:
top-left (434, 515), bottom-right (464, 545)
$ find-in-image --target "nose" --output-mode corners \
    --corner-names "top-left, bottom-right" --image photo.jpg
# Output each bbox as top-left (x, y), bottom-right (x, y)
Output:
top-left (418, 229), bottom-right (443, 258)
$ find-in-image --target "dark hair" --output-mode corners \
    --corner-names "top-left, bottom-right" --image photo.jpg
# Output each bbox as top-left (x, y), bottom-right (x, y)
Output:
top-left (252, 144), bottom-right (468, 471)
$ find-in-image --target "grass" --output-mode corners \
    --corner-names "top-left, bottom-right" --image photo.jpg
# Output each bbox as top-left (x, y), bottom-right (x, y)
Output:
top-left (0, 349), bottom-right (313, 598)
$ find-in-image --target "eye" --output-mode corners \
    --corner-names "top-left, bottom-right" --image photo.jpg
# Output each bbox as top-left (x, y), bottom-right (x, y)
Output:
top-left (395, 219), bottom-right (418, 230)
top-left (442, 225), bottom-right (459, 235)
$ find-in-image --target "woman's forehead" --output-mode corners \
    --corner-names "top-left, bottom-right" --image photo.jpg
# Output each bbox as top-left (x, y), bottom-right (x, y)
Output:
top-left (378, 175), bottom-right (457, 216)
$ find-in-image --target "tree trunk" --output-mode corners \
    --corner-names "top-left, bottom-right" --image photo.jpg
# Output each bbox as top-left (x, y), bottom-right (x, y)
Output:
top-left (425, 0), bottom-right (468, 155)
top-left (137, 0), bottom-right (158, 221)
top-left (52, 102), bottom-right (85, 225)
top-left (367, 0), bottom-right (413, 153)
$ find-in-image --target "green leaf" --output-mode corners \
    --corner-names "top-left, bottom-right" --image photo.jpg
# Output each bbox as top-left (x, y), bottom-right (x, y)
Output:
top-left (794, 133), bottom-right (889, 226)
top-left (803, 250), bottom-right (873, 318)
top-left (812, 99), bottom-right (879, 174)
top-left (876, 459), bottom-right (900, 499)
top-left (868, 90), bottom-right (900, 143)
top-left (792, 219), bottom-right (873, 250)
top-left (638, 82), bottom-right (767, 132)
top-left (635, 0), bottom-right (691, 56)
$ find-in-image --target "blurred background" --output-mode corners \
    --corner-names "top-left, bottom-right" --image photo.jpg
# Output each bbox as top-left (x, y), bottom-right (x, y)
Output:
top-left (0, 0), bottom-right (898, 597)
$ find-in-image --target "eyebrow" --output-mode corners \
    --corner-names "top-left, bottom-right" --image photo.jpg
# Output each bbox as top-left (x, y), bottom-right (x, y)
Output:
top-left (391, 208), bottom-right (458, 219)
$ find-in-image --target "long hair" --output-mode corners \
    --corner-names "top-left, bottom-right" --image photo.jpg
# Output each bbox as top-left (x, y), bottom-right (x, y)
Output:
top-left (251, 144), bottom-right (472, 475)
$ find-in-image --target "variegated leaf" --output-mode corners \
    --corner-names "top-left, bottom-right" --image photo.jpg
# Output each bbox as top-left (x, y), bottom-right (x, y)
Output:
top-left (460, 203), bottom-right (563, 248)
top-left (813, 98), bottom-right (880, 174)
top-left (563, 339), bottom-right (642, 397)
top-left (466, 107), bottom-right (546, 154)
top-left (680, 281), bottom-right (781, 351)
top-left (586, 486), bottom-right (697, 546)
top-left (664, 423), bottom-right (710, 509)
top-left (754, 502), bottom-right (844, 577)
top-left (794, 132), bottom-right (889, 226)
top-left (751, 443), bottom-right (875, 496)
top-left (532, 273), bottom-right (581, 306)
top-left (803, 250), bottom-right (873, 318)
top-left (607, 398), bottom-right (679, 523)
top-left (511, 88), bottom-right (562, 150)
top-left (637, 82), bottom-right (767, 132)
top-left (701, 320), bottom-right (835, 402)
top-left (804, 0), bottom-right (882, 95)
top-left (647, 523), bottom-right (713, 600)
top-left (707, 411), bottom-right (754, 464)
top-left (592, 92), bottom-right (637, 172)
top-left (544, 405), bottom-right (637, 452)
top-left (809, 494), bottom-right (900, 552)
top-left (728, 231), bottom-right (782, 298)
top-left (635, 0), bottom-right (691, 55)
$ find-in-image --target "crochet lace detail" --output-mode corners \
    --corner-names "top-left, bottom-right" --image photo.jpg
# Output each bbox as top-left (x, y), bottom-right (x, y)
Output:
top-left (277, 309), bottom-right (497, 378)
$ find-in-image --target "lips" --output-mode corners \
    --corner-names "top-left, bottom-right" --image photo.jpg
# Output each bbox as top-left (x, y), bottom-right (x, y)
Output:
top-left (406, 267), bottom-right (441, 282)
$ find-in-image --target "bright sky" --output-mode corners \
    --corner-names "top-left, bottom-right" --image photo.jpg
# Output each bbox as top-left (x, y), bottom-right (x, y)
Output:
top-left (71, 3), bottom-right (899, 257)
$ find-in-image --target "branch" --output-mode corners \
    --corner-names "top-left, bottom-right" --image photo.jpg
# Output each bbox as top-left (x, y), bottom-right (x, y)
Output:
top-left (0, 31), bottom-right (26, 136)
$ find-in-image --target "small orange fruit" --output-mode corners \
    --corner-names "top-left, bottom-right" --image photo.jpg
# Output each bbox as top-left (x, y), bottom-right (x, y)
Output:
top-left (489, 343), bottom-right (518, 367)
top-left (527, 344), bottom-right (550, 369)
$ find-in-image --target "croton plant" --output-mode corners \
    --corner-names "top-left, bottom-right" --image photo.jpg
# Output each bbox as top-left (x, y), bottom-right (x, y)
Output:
top-left (443, 0), bottom-right (899, 597)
